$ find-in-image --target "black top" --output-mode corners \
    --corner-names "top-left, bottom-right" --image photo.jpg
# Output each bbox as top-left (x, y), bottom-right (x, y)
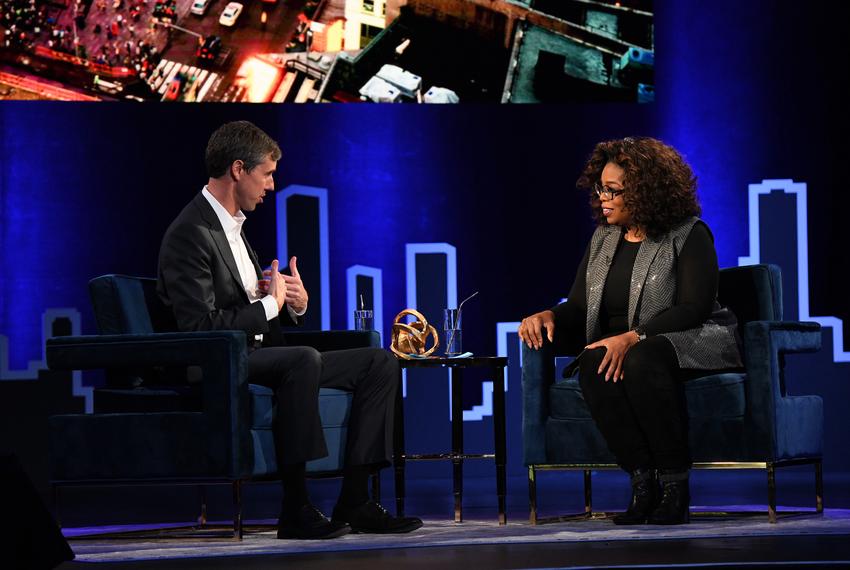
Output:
top-left (552, 221), bottom-right (719, 340)
top-left (600, 237), bottom-right (642, 335)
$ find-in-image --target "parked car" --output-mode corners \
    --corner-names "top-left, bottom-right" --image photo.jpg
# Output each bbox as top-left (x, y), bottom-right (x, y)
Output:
top-left (190, 0), bottom-right (213, 16)
top-left (218, 2), bottom-right (243, 26)
top-left (197, 35), bottom-right (222, 62)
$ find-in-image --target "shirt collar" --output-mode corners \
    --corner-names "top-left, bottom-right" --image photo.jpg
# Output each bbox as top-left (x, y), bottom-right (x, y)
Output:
top-left (202, 186), bottom-right (246, 236)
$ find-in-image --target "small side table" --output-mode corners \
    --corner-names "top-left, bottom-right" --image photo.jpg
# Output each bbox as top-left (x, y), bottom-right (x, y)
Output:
top-left (393, 356), bottom-right (508, 525)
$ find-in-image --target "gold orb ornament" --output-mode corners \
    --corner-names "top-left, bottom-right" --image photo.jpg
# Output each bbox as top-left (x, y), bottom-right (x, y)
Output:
top-left (390, 309), bottom-right (439, 359)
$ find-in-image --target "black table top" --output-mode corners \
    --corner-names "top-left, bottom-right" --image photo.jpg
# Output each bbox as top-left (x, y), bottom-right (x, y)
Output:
top-left (395, 355), bottom-right (508, 368)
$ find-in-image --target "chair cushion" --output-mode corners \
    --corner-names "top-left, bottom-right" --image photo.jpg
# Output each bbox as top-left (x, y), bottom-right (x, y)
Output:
top-left (546, 378), bottom-right (617, 463)
top-left (318, 389), bottom-right (353, 427)
top-left (249, 386), bottom-right (353, 476)
top-left (306, 426), bottom-right (348, 473)
top-left (249, 384), bottom-right (275, 428)
top-left (249, 385), bottom-right (352, 429)
top-left (685, 373), bottom-right (748, 461)
top-left (549, 378), bottom-right (592, 420)
top-left (684, 373), bottom-right (746, 419)
top-left (89, 275), bottom-right (153, 335)
top-left (250, 426), bottom-right (349, 475)
top-left (545, 418), bottom-right (617, 464)
top-left (547, 373), bottom-right (750, 463)
top-left (250, 429), bottom-right (278, 477)
top-left (89, 275), bottom-right (178, 335)
top-left (549, 373), bottom-right (746, 422)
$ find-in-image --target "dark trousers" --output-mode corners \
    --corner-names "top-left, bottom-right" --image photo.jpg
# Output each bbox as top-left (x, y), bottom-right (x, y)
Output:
top-left (577, 336), bottom-right (716, 472)
top-left (248, 346), bottom-right (398, 468)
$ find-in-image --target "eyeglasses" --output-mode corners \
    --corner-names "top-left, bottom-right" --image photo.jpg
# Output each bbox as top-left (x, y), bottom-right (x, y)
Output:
top-left (594, 182), bottom-right (625, 201)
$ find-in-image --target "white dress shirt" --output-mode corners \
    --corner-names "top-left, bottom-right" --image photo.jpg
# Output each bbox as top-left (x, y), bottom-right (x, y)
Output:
top-left (202, 188), bottom-right (304, 340)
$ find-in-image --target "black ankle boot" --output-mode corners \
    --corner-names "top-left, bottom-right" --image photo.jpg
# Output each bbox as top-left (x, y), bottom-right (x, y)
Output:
top-left (648, 469), bottom-right (690, 525)
top-left (612, 468), bottom-right (659, 525)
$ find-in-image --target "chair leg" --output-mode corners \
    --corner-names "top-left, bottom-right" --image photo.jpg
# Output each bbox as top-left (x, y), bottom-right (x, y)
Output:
top-left (528, 466), bottom-right (538, 525)
top-left (767, 463), bottom-right (777, 524)
top-left (815, 460), bottom-right (824, 514)
top-left (232, 480), bottom-right (243, 540)
top-left (197, 485), bottom-right (208, 527)
top-left (584, 469), bottom-right (593, 517)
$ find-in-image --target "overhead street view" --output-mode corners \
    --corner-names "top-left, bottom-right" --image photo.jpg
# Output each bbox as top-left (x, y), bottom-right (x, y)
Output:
top-left (2, 0), bottom-right (654, 103)
top-left (1, 0), bottom-right (316, 101)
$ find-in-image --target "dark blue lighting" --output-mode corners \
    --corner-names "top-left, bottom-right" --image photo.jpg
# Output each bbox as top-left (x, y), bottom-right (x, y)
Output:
top-left (1, 105), bottom-right (88, 369)
top-left (1, 1), bottom-right (848, 480)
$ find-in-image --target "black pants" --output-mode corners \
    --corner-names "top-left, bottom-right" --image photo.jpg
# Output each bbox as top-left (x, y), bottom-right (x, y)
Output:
top-left (577, 336), bottom-right (718, 472)
top-left (248, 346), bottom-right (398, 468)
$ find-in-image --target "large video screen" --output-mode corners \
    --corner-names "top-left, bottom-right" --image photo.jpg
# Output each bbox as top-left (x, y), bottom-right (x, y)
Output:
top-left (1, 0), bottom-right (653, 103)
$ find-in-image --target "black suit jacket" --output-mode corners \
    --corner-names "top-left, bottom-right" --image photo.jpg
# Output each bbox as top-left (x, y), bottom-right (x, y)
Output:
top-left (157, 192), bottom-right (298, 345)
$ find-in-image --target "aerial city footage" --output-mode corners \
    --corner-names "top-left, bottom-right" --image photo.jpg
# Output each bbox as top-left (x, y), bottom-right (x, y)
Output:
top-left (1, 0), bottom-right (654, 103)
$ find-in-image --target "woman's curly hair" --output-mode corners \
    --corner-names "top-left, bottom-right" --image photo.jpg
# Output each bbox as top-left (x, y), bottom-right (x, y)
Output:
top-left (576, 137), bottom-right (701, 239)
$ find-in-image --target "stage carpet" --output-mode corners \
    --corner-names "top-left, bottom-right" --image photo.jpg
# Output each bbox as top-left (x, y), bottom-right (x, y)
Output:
top-left (64, 507), bottom-right (850, 565)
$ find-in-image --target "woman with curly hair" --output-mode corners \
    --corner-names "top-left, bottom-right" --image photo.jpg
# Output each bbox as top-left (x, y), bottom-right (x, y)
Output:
top-left (518, 137), bottom-right (743, 525)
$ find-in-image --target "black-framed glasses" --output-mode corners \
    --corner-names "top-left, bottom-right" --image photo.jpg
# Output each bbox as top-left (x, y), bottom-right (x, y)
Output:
top-left (594, 182), bottom-right (625, 201)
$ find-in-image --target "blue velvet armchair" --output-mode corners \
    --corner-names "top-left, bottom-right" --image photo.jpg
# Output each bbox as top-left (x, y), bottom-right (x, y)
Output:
top-left (46, 275), bottom-right (380, 537)
top-left (522, 264), bottom-right (824, 524)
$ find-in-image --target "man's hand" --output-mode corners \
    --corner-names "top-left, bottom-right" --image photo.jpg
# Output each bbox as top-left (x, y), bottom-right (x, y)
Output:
top-left (518, 310), bottom-right (556, 350)
top-left (585, 331), bottom-right (640, 382)
top-left (282, 256), bottom-right (308, 314)
top-left (266, 259), bottom-right (287, 311)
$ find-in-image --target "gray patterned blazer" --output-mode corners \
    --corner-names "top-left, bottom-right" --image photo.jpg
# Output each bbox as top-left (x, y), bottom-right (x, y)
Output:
top-left (585, 217), bottom-right (743, 370)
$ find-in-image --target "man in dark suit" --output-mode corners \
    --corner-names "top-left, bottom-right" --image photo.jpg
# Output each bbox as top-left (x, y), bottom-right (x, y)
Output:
top-left (157, 120), bottom-right (421, 539)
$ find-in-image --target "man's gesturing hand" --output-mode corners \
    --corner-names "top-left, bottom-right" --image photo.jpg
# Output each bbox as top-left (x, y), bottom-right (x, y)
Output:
top-left (266, 259), bottom-right (287, 311)
top-left (282, 256), bottom-right (309, 314)
top-left (518, 310), bottom-right (556, 350)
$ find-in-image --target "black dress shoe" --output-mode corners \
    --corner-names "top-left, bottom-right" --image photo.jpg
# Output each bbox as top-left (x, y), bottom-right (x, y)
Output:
top-left (277, 504), bottom-right (351, 539)
top-left (332, 500), bottom-right (423, 534)
top-left (613, 467), bottom-right (659, 525)
top-left (648, 469), bottom-right (690, 525)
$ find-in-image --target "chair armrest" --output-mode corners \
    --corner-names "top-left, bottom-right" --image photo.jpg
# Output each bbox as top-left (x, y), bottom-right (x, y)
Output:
top-left (46, 331), bottom-right (247, 370)
top-left (740, 320), bottom-right (822, 457)
top-left (46, 331), bottom-right (253, 477)
top-left (281, 330), bottom-right (380, 351)
top-left (743, 320), bottom-right (822, 356)
top-left (522, 339), bottom-right (556, 465)
top-left (742, 321), bottom-right (822, 402)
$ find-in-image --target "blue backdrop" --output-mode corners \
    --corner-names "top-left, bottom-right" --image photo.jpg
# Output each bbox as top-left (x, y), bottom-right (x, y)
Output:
top-left (2, 0), bottom-right (849, 502)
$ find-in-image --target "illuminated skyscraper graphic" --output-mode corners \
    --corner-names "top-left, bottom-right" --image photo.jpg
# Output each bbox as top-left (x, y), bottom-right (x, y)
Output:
top-left (739, 179), bottom-right (848, 363)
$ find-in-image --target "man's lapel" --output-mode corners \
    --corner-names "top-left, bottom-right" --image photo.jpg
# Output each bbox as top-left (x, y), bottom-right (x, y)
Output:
top-left (193, 193), bottom-right (249, 302)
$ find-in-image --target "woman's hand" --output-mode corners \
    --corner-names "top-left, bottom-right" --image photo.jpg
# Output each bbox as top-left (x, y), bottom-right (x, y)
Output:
top-left (518, 310), bottom-right (555, 350)
top-left (585, 331), bottom-right (640, 382)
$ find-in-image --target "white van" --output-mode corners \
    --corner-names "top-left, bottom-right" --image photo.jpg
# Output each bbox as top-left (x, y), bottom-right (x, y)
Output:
top-left (191, 0), bottom-right (213, 16)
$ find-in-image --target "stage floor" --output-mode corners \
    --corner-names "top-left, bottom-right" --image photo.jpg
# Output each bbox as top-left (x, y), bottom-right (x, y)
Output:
top-left (58, 508), bottom-right (850, 569)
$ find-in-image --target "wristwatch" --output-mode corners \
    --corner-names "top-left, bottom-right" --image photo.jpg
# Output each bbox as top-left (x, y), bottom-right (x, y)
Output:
top-left (633, 325), bottom-right (647, 342)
